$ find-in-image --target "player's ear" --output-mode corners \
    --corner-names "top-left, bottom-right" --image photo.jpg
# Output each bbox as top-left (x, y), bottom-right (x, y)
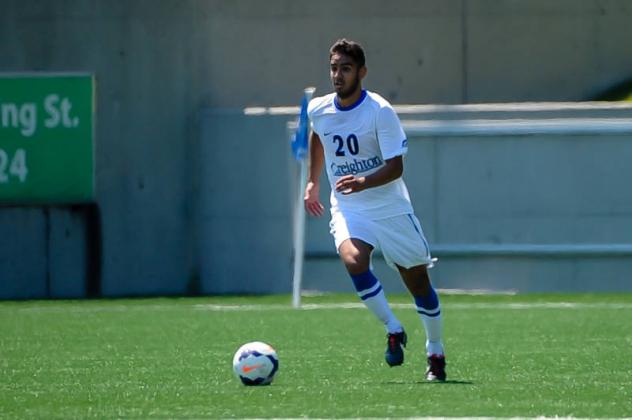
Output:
top-left (359, 65), bottom-right (367, 80)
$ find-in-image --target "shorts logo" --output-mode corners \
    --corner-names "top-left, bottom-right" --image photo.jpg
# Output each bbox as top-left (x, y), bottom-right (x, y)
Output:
top-left (331, 155), bottom-right (383, 176)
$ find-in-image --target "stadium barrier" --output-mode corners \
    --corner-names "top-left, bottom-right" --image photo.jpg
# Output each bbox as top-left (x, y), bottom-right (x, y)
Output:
top-left (277, 102), bottom-right (632, 294)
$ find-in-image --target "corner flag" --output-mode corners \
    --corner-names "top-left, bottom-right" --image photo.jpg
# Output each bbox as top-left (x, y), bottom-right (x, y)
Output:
top-left (291, 87), bottom-right (315, 308)
top-left (291, 88), bottom-right (315, 160)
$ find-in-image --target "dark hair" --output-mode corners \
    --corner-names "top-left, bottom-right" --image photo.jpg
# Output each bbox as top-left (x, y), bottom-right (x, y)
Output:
top-left (329, 38), bottom-right (366, 68)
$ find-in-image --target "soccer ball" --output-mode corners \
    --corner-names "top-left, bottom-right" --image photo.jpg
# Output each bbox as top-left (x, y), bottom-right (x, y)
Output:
top-left (232, 341), bottom-right (279, 386)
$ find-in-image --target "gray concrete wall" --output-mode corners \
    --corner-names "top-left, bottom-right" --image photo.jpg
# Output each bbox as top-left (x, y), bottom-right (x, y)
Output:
top-left (0, 206), bottom-right (89, 299)
top-left (1, 1), bottom-right (632, 298)
top-left (0, 208), bottom-right (47, 299)
top-left (300, 112), bottom-right (632, 294)
top-left (197, 111), bottom-right (294, 294)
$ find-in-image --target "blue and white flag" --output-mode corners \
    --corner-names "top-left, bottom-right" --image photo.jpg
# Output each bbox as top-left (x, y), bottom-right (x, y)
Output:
top-left (291, 88), bottom-right (315, 161)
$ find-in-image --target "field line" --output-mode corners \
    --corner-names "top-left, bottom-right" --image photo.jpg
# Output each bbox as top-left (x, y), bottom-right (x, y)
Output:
top-left (4, 301), bottom-right (631, 314)
top-left (241, 417), bottom-right (631, 420)
top-left (194, 301), bottom-right (632, 311)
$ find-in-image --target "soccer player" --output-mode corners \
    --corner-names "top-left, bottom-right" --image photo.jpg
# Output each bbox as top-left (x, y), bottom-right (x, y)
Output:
top-left (304, 39), bottom-right (446, 381)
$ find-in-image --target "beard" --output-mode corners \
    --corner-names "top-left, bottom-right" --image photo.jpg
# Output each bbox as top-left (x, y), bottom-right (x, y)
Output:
top-left (334, 72), bottom-right (361, 100)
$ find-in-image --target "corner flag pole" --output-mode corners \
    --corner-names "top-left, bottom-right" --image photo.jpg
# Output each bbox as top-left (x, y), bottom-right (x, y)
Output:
top-left (291, 87), bottom-right (315, 308)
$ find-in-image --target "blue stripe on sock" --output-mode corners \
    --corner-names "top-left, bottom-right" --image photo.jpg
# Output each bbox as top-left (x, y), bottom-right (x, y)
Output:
top-left (417, 308), bottom-right (441, 317)
top-left (414, 287), bottom-right (439, 310)
top-left (361, 285), bottom-right (383, 301)
top-left (350, 270), bottom-right (378, 293)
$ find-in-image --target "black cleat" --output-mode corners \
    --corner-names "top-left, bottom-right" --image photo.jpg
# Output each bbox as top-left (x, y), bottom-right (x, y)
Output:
top-left (385, 331), bottom-right (407, 367)
top-left (425, 354), bottom-right (446, 381)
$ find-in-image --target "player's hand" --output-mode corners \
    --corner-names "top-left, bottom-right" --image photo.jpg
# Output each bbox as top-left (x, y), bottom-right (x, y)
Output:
top-left (335, 175), bottom-right (366, 195)
top-left (304, 181), bottom-right (325, 217)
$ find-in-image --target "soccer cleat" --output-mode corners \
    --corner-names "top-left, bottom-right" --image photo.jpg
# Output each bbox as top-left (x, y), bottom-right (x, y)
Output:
top-left (384, 330), bottom-right (407, 367)
top-left (425, 354), bottom-right (446, 381)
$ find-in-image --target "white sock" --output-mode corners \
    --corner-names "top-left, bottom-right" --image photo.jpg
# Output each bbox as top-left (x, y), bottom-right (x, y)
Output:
top-left (365, 288), bottom-right (403, 334)
top-left (423, 319), bottom-right (444, 356)
top-left (351, 270), bottom-right (403, 334)
top-left (414, 289), bottom-right (444, 356)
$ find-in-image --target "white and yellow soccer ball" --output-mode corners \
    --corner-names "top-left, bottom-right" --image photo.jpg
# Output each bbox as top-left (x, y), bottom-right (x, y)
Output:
top-left (232, 341), bottom-right (279, 386)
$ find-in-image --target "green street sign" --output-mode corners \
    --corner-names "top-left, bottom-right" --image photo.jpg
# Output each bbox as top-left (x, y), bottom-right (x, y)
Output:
top-left (0, 73), bottom-right (95, 204)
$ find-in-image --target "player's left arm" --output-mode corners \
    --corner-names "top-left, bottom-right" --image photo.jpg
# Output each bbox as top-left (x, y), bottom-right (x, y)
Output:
top-left (335, 156), bottom-right (403, 194)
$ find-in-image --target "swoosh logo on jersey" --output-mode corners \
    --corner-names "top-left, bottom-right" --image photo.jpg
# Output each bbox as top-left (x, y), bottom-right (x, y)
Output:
top-left (242, 364), bottom-right (263, 373)
top-left (323, 132), bottom-right (332, 136)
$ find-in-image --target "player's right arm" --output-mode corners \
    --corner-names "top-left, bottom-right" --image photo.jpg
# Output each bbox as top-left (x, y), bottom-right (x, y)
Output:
top-left (304, 131), bottom-right (325, 217)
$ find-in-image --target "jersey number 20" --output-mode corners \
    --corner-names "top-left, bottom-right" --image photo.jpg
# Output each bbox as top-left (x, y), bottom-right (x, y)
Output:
top-left (333, 134), bottom-right (359, 156)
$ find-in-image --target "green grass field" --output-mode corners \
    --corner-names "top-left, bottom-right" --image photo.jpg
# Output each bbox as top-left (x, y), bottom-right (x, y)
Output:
top-left (1, 293), bottom-right (631, 419)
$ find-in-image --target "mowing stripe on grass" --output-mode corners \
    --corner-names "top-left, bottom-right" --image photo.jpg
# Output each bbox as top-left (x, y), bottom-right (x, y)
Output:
top-left (3, 301), bottom-right (631, 314)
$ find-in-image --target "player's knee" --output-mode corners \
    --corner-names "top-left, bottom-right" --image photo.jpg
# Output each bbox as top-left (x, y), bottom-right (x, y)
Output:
top-left (338, 239), bottom-right (371, 274)
top-left (340, 251), bottom-right (369, 274)
top-left (345, 260), bottom-right (370, 275)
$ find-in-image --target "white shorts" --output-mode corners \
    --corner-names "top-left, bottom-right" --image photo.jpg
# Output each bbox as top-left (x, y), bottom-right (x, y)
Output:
top-left (329, 212), bottom-right (433, 271)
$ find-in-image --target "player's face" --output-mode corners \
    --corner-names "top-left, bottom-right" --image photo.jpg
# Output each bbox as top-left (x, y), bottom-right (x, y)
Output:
top-left (330, 53), bottom-right (365, 99)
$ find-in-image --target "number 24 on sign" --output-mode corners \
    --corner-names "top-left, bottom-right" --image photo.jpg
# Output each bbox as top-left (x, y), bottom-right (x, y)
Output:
top-left (0, 148), bottom-right (28, 183)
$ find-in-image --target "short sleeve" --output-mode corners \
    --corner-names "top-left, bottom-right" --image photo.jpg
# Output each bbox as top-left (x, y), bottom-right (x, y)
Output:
top-left (376, 105), bottom-right (407, 160)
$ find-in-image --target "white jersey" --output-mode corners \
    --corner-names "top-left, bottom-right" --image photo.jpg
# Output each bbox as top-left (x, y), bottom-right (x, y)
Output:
top-left (308, 90), bottom-right (414, 220)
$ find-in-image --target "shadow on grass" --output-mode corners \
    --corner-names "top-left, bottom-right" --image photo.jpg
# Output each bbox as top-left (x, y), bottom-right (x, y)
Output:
top-left (384, 379), bottom-right (474, 385)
